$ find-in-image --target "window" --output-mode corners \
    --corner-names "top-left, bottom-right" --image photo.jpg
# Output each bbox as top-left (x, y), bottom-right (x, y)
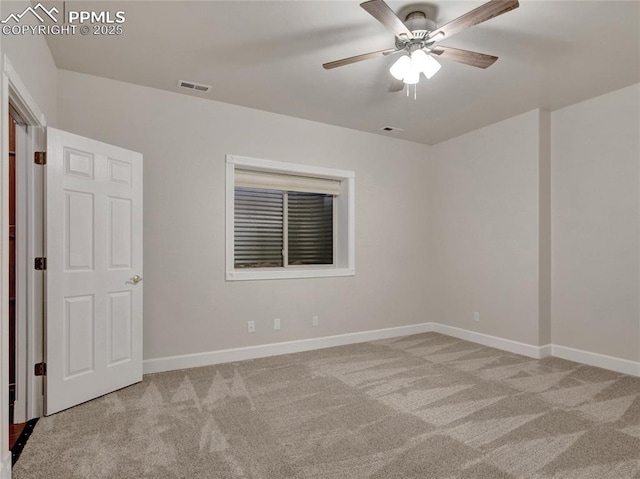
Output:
top-left (234, 188), bottom-right (334, 268)
top-left (226, 155), bottom-right (355, 281)
top-left (287, 191), bottom-right (334, 266)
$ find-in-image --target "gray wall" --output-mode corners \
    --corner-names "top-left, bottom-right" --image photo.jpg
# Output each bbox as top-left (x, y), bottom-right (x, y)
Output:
top-left (56, 71), bottom-right (640, 363)
top-left (429, 110), bottom-right (549, 346)
top-left (551, 84), bottom-right (640, 361)
top-left (5, 26), bottom-right (635, 364)
top-left (428, 85), bottom-right (639, 362)
top-left (57, 70), bottom-right (434, 360)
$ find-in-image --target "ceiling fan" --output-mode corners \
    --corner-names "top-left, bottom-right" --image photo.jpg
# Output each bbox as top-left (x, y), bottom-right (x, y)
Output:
top-left (323, 0), bottom-right (519, 92)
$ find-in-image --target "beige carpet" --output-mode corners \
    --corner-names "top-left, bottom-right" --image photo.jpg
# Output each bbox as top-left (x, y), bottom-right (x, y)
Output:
top-left (13, 332), bottom-right (640, 478)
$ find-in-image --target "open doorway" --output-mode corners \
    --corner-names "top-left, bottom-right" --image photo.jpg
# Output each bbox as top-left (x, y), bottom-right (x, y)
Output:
top-left (1, 56), bottom-right (47, 474)
top-left (8, 111), bottom-right (17, 429)
top-left (7, 104), bottom-right (44, 459)
top-left (2, 56), bottom-right (47, 426)
top-left (0, 62), bottom-right (46, 472)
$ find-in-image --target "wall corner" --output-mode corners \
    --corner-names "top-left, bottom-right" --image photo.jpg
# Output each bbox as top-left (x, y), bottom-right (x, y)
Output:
top-left (538, 109), bottom-right (552, 346)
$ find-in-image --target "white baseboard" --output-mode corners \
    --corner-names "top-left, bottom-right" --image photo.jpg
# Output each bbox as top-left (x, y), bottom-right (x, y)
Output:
top-left (552, 344), bottom-right (640, 377)
top-left (539, 344), bottom-right (553, 358)
top-left (432, 323), bottom-right (552, 359)
top-left (144, 322), bottom-right (638, 378)
top-left (1, 451), bottom-right (11, 479)
top-left (143, 322), bottom-right (435, 374)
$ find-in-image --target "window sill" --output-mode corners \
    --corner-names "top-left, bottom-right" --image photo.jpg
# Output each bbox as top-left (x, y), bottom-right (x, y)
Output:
top-left (226, 268), bottom-right (355, 281)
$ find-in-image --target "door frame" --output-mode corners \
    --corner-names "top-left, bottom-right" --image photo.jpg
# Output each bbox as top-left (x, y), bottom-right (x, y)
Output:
top-left (11, 107), bottom-right (29, 425)
top-left (1, 54), bottom-right (46, 477)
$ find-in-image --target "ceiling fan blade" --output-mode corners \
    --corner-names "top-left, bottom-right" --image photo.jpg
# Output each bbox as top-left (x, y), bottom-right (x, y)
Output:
top-left (389, 77), bottom-right (405, 92)
top-left (323, 48), bottom-right (399, 70)
top-left (360, 0), bottom-right (414, 39)
top-left (427, 0), bottom-right (519, 42)
top-left (431, 46), bottom-right (498, 69)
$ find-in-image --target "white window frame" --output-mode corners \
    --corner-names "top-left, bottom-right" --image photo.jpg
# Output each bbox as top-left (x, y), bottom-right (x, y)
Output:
top-left (226, 155), bottom-right (355, 281)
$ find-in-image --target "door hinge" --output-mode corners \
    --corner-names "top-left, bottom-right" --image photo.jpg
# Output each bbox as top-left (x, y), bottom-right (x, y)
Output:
top-left (34, 362), bottom-right (46, 376)
top-left (34, 151), bottom-right (46, 165)
top-left (34, 257), bottom-right (47, 270)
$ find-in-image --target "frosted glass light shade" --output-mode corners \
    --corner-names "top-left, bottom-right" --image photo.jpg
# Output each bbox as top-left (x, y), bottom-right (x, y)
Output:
top-left (410, 49), bottom-right (430, 73)
top-left (403, 69), bottom-right (420, 85)
top-left (421, 54), bottom-right (441, 79)
top-left (409, 49), bottom-right (441, 79)
top-left (389, 55), bottom-right (411, 80)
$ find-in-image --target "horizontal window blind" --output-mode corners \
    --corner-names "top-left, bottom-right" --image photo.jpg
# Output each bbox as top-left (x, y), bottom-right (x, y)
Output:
top-left (235, 169), bottom-right (341, 196)
top-left (288, 192), bottom-right (333, 265)
top-left (234, 187), bottom-right (283, 268)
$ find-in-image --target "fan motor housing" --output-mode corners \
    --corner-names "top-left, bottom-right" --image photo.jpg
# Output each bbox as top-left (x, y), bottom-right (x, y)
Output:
top-left (395, 10), bottom-right (437, 48)
top-left (405, 11), bottom-right (436, 35)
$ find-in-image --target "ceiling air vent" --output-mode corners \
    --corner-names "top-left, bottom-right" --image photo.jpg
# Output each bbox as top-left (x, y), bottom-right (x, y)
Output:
top-left (381, 126), bottom-right (404, 132)
top-left (178, 80), bottom-right (211, 93)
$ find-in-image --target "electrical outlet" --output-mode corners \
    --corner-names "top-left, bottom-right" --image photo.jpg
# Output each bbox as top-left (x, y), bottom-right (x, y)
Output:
top-left (247, 320), bottom-right (255, 333)
top-left (312, 316), bottom-right (319, 327)
top-left (273, 318), bottom-right (281, 331)
top-left (473, 312), bottom-right (480, 322)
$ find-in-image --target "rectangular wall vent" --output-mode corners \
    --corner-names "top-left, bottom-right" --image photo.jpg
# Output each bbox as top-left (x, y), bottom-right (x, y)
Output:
top-left (380, 126), bottom-right (404, 132)
top-left (178, 80), bottom-right (211, 92)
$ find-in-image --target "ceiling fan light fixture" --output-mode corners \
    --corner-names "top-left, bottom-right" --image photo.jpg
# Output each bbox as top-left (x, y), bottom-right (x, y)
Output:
top-left (390, 50), bottom-right (440, 85)
top-left (390, 54), bottom-right (411, 80)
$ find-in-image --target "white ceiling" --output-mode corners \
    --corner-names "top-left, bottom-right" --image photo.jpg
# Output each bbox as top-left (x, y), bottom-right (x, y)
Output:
top-left (42, 0), bottom-right (639, 145)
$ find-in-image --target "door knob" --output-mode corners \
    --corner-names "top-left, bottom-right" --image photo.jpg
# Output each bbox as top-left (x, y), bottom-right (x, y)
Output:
top-left (129, 275), bottom-right (143, 285)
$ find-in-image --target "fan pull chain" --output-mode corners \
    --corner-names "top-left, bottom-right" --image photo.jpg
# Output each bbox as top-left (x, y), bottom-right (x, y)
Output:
top-left (403, 83), bottom-right (419, 100)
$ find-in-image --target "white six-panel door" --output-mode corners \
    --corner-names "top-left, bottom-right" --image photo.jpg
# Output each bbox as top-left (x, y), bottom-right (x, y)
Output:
top-left (45, 128), bottom-right (143, 415)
